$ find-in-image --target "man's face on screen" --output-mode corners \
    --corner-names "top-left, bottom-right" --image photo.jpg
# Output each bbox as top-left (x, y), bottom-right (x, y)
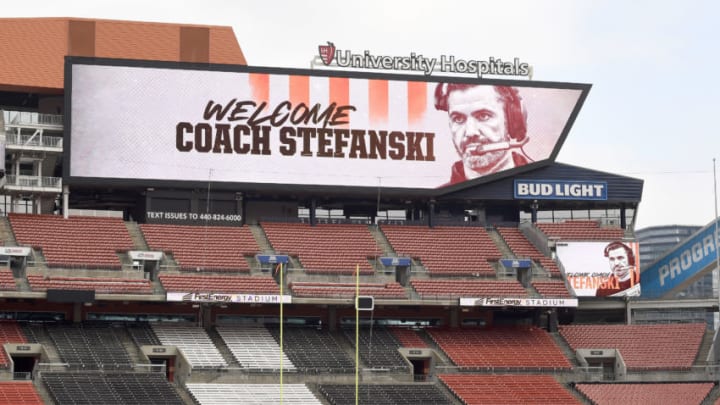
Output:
top-left (447, 86), bottom-right (509, 179)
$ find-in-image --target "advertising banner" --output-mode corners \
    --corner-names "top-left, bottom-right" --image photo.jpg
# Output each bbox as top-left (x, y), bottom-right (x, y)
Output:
top-left (166, 292), bottom-right (292, 304)
top-left (67, 59), bottom-right (589, 190)
top-left (556, 240), bottom-right (641, 297)
top-left (641, 220), bottom-right (720, 299)
top-left (459, 297), bottom-right (578, 307)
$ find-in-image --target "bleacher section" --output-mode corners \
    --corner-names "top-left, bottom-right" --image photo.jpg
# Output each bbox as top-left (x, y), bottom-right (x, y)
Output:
top-left (390, 328), bottom-right (428, 348)
top-left (0, 321), bottom-right (27, 368)
top-left (380, 225), bottom-right (501, 276)
top-left (536, 219), bottom-right (625, 240)
top-left (342, 327), bottom-right (409, 371)
top-left (319, 384), bottom-right (451, 405)
top-left (268, 326), bottom-right (354, 373)
top-left (0, 269), bottom-right (15, 290)
top-left (9, 213), bottom-right (134, 269)
top-left (440, 374), bottom-right (578, 404)
top-left (27, 275), bottom-right (153, 294)
top-left (42, 372), bottom-right (184, 405)
top-left (429, 327), bottom-right (572, 370)
top-left (0, 381), bottom-right (43, 405)
top-left (140, 224), bottom-right (258, 272)
top-left (150, 323), bottom-right (227, 369)
top-left (46, 323), bottom-right (133, 369)
top-left (159, 274), bottom-right (279, 294)
top-left (532, 281), bottom-right (573, 298)
top-left (576, 382), bottom-right (714, 405)
top-left (127, 323), bottom-right (162, 346)
top-left (560, 323), bottom-right (705, 370)
top-left (261, 222), bottom-right (379, 274)
top-left (289, 281), bottom-right (407, 299)
top-left (559, 323), bottom-right (706, 370)
top-left (496, 226), bottom-right (561, 276)
top-left (411, 279), bottom-right (528, 299)
top-left (215, 325), bottom-right (295, 371)
top-left (187, 383), bottom-right (321, 405)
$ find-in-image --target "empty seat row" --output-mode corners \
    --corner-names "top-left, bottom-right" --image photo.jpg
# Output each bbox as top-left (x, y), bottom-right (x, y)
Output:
top-left (187, 383), bottom-right (321, 405)
top-left (429, 327), bottom-right (572, 370)
top-left (319, 383), bottom-right (451, 405)
top-left (150, 323), bottom-right (227, 369)
top-left (42, 372), bottom-right (184, 405)
top-left (159, 274), bottom-right (279, 294)
top-left (215, 325), bottom-right (296, 371)
top-left (576, 382), bottom-right (714, 405)
top-left (440, 374), bottom-right (578, 404)
top-left (560, 323), bottom-right (705, 370)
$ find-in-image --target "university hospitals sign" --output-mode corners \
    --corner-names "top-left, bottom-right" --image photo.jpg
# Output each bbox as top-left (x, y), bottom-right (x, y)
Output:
top-left (316, 42), bottom-right (532, 78)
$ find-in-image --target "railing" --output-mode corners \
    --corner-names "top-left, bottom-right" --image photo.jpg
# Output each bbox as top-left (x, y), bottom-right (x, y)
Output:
top-left (3, 111), bottom-right (63, 127)
top-left (4, 175), bottom-right (62, 188)
top-left (5, 132), bottom-right (63, 148)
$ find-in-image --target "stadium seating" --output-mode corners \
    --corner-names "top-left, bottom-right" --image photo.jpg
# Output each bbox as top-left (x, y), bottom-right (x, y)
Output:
top-left (342, 327), bottom-right (409, 371)
top-left (0, 381), bottom-right (43, 405)
top-left (440, 374), bottom-right (578, 404)
top-left (159, 274), bottom-right (279, 294)
top-left (267, 326), bottom-right (354, 373)
top-left (42, 372), bottom-right (184, 405)
top-left (536, 219), bottom-right (625, 240)
top-left (140, 223), bottom-right (258, 272)
top-left (576, 382), bottom-right (714, 405)
top-left (46, 323), bottom-right (133, 369)
top-left (380, 225), bottom-right (501, 276)
top-left (0, 321), bottom-right (27, 368)
top-left (9, 213), bottom-right (134, 269)
top-left (187, 383), bottom-right (321, 405)
top-left (559, 323), bottom-right (706, 370)
top-left (411, 279), bottom-right (528, 299)
top-left (496, 226), bottom-right (562, 276)
top-left (215, 325), bottom-right (295, 371)
top-left (390, 328), bottom-right (428, 348)
top-left (127, 323), bottom-right (162, 346)
top-left (289, 281), bottom-right (407, 299)
top-left (261, 222), bottom-right (379, 274)
top-left (532, 281), bottom-right (573, 298)
top-left (319, 383), bottom-right (451, 405)
top-left (150, 323), bottom-right (227, 369)
top-left (0, 269), bottom-right (15, 290)
top-left (27, 274), bottom-right (153, 294)
top-left (429, 326), bottom-right (572, 370)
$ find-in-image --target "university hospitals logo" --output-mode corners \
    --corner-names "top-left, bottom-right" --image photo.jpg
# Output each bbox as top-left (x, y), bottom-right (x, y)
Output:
top-left (318, 41), bottom-right (336, 65)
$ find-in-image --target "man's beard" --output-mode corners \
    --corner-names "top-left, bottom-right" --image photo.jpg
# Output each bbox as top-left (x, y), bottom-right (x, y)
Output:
top-left (462, 147), bottom-right (505, 173)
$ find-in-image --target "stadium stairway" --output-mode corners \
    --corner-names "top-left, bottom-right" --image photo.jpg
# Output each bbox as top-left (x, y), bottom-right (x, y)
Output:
top-left (695, 326), bottom-right (715, 365)
top-left (249, 224), bottom-right (275, 254)
top-left (367, 224), bottom-right (396, 256)
top-left (206, 327), bottom-right (240, 367)
top-left (550, 331), bottom-right (583, 368)
top-left (125, 221), bottom-right (150, 250)
top-left (487, 227), bottom-right (515, 260)
top-left (21, 324), bottom-right (62, 364)
top-left (0, 216), bottom-right (17, 245)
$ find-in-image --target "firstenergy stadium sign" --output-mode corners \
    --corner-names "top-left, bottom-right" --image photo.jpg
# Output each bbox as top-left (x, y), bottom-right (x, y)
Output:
top-left (66, 58), bottom-right (589, 190)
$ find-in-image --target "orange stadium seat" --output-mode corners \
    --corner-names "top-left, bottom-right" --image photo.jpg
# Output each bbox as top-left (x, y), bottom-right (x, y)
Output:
top-left (9, 214), bottom-right (133, 269)
top-left (140, 223), bottom-right (258, 272)
top-left (261, 222), bottom-right (380, 275)
top-left (560, 323), bottom-right (706, 370)
top-left (381, 225), bottom-right (501, 276)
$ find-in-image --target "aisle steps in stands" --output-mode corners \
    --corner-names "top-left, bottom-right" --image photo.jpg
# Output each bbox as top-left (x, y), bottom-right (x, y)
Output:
top-left (0, 217), bottom-right (17, 245)
top-left (125, 221), bottom-right (150, 250)
top-left (21, 324), bottom-right (61, 364)
top-left (549, 332), bottom-right (582, 367)
top-left (249, 224), bottom-right (275, 254)
top-left (487, 227), bottom-right (514, 260)
top-left (118, 326), bottom-right (149, 367)
top-left (206, 327), bottom-right (240, 367)
top-left (695, 327), bottom-right (715, 364)
top-left (367, 224), bottom-right (396, 256)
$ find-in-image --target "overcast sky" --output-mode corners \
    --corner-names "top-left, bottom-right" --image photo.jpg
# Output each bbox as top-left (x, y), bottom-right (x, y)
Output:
top-left (5, 0), bottom-right (720, 229)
